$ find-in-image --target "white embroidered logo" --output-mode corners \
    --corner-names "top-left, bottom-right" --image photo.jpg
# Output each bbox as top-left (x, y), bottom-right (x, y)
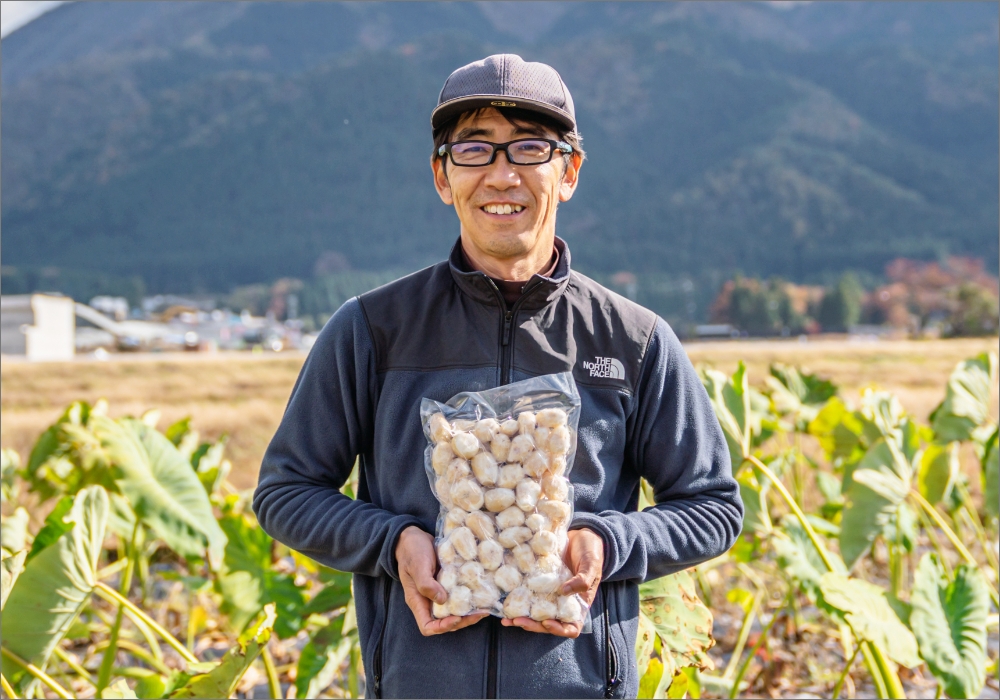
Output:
top-left (582, 356), bottom-right (625, 380)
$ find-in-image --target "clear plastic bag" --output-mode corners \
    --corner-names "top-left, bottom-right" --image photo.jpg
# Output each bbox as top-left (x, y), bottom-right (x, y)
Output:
top-left (420, 372), bottom-right (588, 624)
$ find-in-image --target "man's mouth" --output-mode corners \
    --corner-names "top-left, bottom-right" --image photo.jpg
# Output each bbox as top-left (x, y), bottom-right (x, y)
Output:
top-left (480, 203), bottom-right (525, 216)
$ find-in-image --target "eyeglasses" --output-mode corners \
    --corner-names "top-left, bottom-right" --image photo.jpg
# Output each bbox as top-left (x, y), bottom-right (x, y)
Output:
top-left (437, 138), bottom-right (573, 167)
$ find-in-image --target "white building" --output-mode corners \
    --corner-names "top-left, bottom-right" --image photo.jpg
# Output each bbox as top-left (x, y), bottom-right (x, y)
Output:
top-left (1, 294), bottom-right (76, 361)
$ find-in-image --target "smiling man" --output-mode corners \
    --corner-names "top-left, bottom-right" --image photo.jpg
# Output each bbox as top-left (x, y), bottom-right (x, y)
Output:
top-left (254, 54), bottom-right (743, 698)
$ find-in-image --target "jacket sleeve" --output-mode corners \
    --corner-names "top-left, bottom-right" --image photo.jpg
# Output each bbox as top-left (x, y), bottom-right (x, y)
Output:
top-left (252, 298), bottom-right (423, 579)
top-left (571, 318), bottom-right (744, 583)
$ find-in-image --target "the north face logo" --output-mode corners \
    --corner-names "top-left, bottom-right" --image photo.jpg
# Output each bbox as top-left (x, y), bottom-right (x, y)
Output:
top-left (582, 357), bottom-right (625, 380)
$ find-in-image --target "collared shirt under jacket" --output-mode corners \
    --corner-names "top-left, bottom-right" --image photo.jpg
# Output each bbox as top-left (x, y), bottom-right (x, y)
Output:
top-left (253, 237), bottom-right (744, 699)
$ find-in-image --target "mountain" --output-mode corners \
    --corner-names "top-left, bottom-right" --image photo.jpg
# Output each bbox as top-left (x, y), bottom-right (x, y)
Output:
top-left (2, 1), bottom-right (997, 319)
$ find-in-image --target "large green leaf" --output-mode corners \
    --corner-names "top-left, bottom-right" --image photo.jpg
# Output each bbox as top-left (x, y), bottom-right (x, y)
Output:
top-left (295, 612), bottom-right (356, 699)
top-left (89, 415), bottom-right (226, 567)
top-left (1, 551), bottom-right (27, 611)
top-left (766, 363), bottom-right (837, 428)
top-left (169, 603), bottom-right (276, 698)
top-left (840, 439), bottom-right (910, 568)
top-left (1, 507), bottom-right (31, 555)
top-left (808, 397), bottom-right (866, 464)
top-left (216, 512), bottom-right (306, 639)
top-left (930, 352), bottom-right (997, 443)
top-left (917, 442), bottom-right (958, 506)
top-left (635, 611), bottom-right (657, 679)
top-left (982, 429), bottom-right (998, 520)
top-left (819, 573), bottom-right (920, 668)
top-left (736, 471), bottom-right (771, 535)
top-left (25, 496), bottom-right (73, 563)
top-left (1, 486), bottom-right (109, 687)
top-left (772, 516), bottom-right (846, 600)
top-left (910, 554), bottom-right (989, 699)
top-left (638, 571), bottom-right (715, 676)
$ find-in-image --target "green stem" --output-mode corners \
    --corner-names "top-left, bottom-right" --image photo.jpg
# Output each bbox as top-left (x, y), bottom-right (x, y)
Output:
top-left (956, 481), bottom-right (999, 574)
top-left (128, 613), bottom-right (164, 664)
top-left (0, 647), bottom-right (73, 700)
top-left (94, 582), bottom-right (198, 665)
top-left (348, 639), bottom-right (361, 699)
top-left (914, 502), bottom-right (953, 577)
top-left (860, 642), bottom-right (888, 699)
top-left (723, 593), bottom-right (760, 680)
top-left (0, 673), bottom-right (16, 699)
top-left (868, 641), bottom-right (905, 699)
top-left (910, 489), bottom-right (1000, 607)
top-left (96, 521), bottom-right (139, 695)
top-left (94, 640), bottom-right (171, 676)
top-left (728, 591), bottom-right (791, 699)
top-left (262, 646), bottom-right (281, 700)
top-left (51, 646), bottom-right (94, 686)
top-left (747, 455), bottom-right (837, 572)
top-left (832, 643), bottom-right (861, 699)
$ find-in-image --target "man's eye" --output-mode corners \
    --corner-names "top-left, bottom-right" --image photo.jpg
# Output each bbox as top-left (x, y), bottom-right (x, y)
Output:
top-left (455, 144), bottom-right (489, 154)
top-left (514, 142), bottom-right (546, 154)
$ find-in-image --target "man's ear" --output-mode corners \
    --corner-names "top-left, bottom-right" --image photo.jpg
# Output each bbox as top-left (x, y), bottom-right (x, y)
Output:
top-left (431, 155), bottom-right (454, 205)
top-left (558, 152), bottom-right (583, 203)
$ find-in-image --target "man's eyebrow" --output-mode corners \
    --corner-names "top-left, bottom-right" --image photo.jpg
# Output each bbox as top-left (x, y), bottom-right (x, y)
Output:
top-left (453, 124), bottom-right (550, 140)
top-left (454, 127), bottom-right (493, 140)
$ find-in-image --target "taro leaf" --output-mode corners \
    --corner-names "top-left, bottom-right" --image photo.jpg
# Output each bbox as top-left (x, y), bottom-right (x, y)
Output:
top-left (25, 496), bottom-right (73, 563)
top-left (819, 573), bottom-right (920, 668)
top-left (772, 516), bottom-right (846, 599)
top-left (164, 417), bottom-right (192, 446)
top-left (808, 397), bottom-right (866, 463)
top-left (639, 571), bottom-right (715, 676)
top-left (910, 554), bottom-right (989, 699)
top-left (736, 471), bottom-right (771, 535)
top-left (766, 363), bottom-right (837, 428)
top-left (1, 551), bottom-right (27, 611)
top-left (918, 442), bottom-right (959, 506)
top-left (982, 429), bottom-right (998, 520)
top-left (1, 486), bottom-right (109, 688)
top-left (635, 611), bottom-right (657, 679)
top-left (296, 614), bottom-right (355, 699)
top-left (839, 466), bottom-right (909, 569)
top-left (844, 436), bottom-right (910, 494)
top-left (216, 512), bottom-right (306, 639)
top-left (301, 571), bottom-right (353, 617)
top-left (169, 603), bottom-right (276, 699)
top-left (881, 502), bottom-right (918, 554)
top-left (1, 449), bottom-right (19, 502)
top-left (102, 678), bottom-right (138, 698)
top-left (1, 507), bottom-right (31, 555)
top-left (89, 415), bottom-right (226, 567)
top-left (859, 390), bottom-right (907, 445)
top-left (192, 439), bottom-right (230, 495)
top-left (930, 352), bottom-right (997, 443)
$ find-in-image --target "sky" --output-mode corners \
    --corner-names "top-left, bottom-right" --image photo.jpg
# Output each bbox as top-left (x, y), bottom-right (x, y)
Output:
top-left (1, 1), bottom-right (67, 38)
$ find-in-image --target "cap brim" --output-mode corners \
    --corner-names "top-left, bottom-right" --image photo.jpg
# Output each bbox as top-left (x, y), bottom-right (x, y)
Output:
top-left (431, 95), bottom-right (575, 132)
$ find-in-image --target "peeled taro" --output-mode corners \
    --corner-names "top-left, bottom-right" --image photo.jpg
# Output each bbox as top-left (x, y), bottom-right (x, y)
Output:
top-left (536, 408), bottom-right (568, 429)
top-left (502, 586), bottom-right (532, 619)
top-left (515, 479), bottom-right (542, 512)
top-left (451, 479), bottom-right (485, 512)
top-left (495, 505), bottom-right (526, 530)
top-left (445, 458), bottom-right (472, 483)
top-left (493, 564), bottom-right (522, 592)
top-left (511, 543), bottom-right (535, 574)
top-left (497, 526), bottom-right (533, 548)
top-left (479, 540), bottom-right (503, 571)
top-left (431, 442), bottom-right (455, 475)
top-left (507, 434), bottom-right (534, 464)
top-left (452, 432), bottom-right (481, 460)
top-left (473, 419), bottom-right (499, 444)
top-left (465, 511), bottom-right (495, 541)
top-left (557, 595), bottom-right (584, 623)
top-left (448, 585), bottom-right (473, 616)
top-left (535, 553), bottom-right (563, 574)
top-left (438, 538), bottom-right (462, 566)
top-left (490, 433), bottom-right (511, 462)
top-left (432, 601), bottom-right (450, 619)
top-left (497, 463), bottom-right (523, 489)
top-left (548, 455), bottom-right (567, 477)
top-left (532, 427), bottom-right (551, 452)
top-left (471, 451), bottom-right (499, 487)
top-left (526, 571), bottom-right (561, 594)
top-left (449, 527), bottom-right (479, 561)
top-left (458, 561), bottom-right (486, 586)
top-left (541, 474), bottom-right (569, 501)
top-left (529, 529), bottom-right (559, 556)
top-left (530, 596), bottom-right (558, 621)
top-left (517, 411), bottom-right (536, 435)
top-left (438, 567), bottom-right (459, 590)
top-left (428, 413), bottom-right (452, 443)
top-left (537, 498), bottom-right (571, 524)
top-left (548, 426), bottom-right (571, 455)
top-left (483, 487), bottom-right (516, 513)
top-left (470, 580), bottom-right (500, 609)
top-left (521, 450), bottom-right (548, 478)
top-left (525, 513), bottom-right (551, 533)
top-left (442, 508), bottom-right (466, 535)
top-left (499, 419), bottom-right (520, 437)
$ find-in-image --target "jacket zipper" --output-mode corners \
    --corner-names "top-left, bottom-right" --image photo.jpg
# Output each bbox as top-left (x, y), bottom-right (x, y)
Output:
top-left (372, 576), bottom-right (392, 698)
top-left (603, 587), bottom-right (621, 698)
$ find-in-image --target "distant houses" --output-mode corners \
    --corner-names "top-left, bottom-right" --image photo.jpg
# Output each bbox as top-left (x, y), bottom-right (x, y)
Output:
top-left (1, 294), bottom-right (76, 361)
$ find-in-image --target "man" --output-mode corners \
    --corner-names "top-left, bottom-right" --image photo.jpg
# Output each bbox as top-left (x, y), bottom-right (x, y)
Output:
top-left (254, 54), bottom-right (742, 698)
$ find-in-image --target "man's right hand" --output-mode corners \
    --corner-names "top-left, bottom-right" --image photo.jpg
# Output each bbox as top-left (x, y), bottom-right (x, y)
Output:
top-left (395, 525), bottom-right (488, 636)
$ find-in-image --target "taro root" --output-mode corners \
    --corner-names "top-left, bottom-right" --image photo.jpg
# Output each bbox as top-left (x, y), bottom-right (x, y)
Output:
top-left (433, 601), bottom-right (450, 619)
top-left (479, 540), bottom-right (503, 571)
top-left (431, 442), bottom-right (455, 475)
top-left (452, 432), bottom-right (481, 460)
top-left (445, 458), bottom-right (472, 483)
top-left (507, 434), bottom-right (535, 464)
top-left (499, 419), bottom-right (520, 437)
top-left (511, 543), bottom-right (535, 574)
top-left (449, 527), bottom-right (479, 561)
top-left (530, 596), bottom-right (558, 621)
top-left (465, 511), bottom-right (496, 541)
top-left (471, 580), bottom-right (501, 609)
top-left (548, 426), bottom-right (571, 455)
top-left (497, 526), bottom-right (533, 549)
top-left (525, 513), bottom-right (551, 534)
top-left (429, 413), bottom-right (452, 443)
top-left (459, 561), bottom-right (486, 586)
top-left (537, 498), bottom-right (571, 524)
top-left (453, 419), bottom-right (477, 432)
top-left (451, 479), bottom-right (485, 512)
top-left (448, 585), bottom-right (473, 616)
top-left (490, 433), bottom-right (511, 462)
top-left (495, 506), bottom-right (526, 530)
top-left (526, 571), bottom-right (561, 594)
top-left (502, 586), bottom-right (532, 619)
top-left (442, 508), bottom-right (466, 535)
top-left (517, 411), bottom-right (536, 435)
top-left (532, 427), bottom-right (551, 452)
top-left (515, 479), bottom-right (542, 512)
top-left (529, 530), bottom-right (559, 556)
top-left (471, 452), bottom-right (499, 487)
top-left (521, 451), bottom-right (548, 478)
top-left (473, 419), bottom-right (500, 444)
top-left (493, 564), bottom-right (522, 592)
top-left (541, 474), bottom-right (569, 501)
top-left (438, 538), bottom-right (462, 566)
top-left (435, 477), bottom-right (455, 509)
top-left (483, 487), bottom-right (516, 513)
top-left (547, 455), bottom-right (567, 477)
top-left (557, 595), bottom-right (584, 623)
top-left (535, 553), bottom-right (562, 574)
top-left (497, 463), bottom-right (524, 489)
top-left (438, 567), bottom-right (458, 590)
top-left (536, 408), bottom-right (568, 429)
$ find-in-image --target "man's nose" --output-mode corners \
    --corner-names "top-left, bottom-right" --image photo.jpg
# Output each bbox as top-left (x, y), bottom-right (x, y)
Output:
top-left (482, 149), bottom-right (521, 189)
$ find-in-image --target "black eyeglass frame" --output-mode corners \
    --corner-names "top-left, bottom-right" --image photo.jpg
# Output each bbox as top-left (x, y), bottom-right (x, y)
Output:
top-left (437, 138), bottom-right (574, 167)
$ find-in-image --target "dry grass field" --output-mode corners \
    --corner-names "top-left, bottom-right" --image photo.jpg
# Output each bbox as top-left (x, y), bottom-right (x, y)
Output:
top-left (2, 337), bottom-right (997, 489)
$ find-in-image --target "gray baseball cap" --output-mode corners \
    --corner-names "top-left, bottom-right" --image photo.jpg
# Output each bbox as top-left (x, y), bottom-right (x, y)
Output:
top-left (431, 54), bottom-right (576, 132)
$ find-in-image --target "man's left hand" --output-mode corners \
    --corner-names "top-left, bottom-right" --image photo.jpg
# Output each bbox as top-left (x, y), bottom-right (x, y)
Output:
top-left (501, 527), bottom-right (604, 638)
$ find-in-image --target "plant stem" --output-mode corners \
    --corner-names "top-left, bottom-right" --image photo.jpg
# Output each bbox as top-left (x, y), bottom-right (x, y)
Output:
top-left (728, 590), bottom-right (791, 699)
top-left (348, 639), bottom-right (361, 699)
top-left (910, 489), bottom-right (1000, 607)
top-left (832, 643), bottom-right (861, 699)
top-left (0, 673), bottom-right (15, 699)
top-left (51, 646), bottom-right (94, 686)
top-left (262, 645), bottom-right (281, 700)
top-left (127, 613), bottom-right (164, 664)
top-left (96, 558), bottom-right (128, 581)
top-left (0, 647), bottom-right (73, 700)
top-left (94, 582), bottom-right (198, 665)
top-left (94, 640), bottom-right (171, 676)
top-left (860, 642), bottom-right (887, 699)
top-left (747, 455), bottom-right (837, 572)
top-left (96, 521), bottom-right (139, 695)
top-left (956, 480), bottom-right (999, 574)
top-left (868, 642), bottom-right (905, 699)
top-left (723, 592), bottom-right (760, 680)
top-left (914, 502), bottom-right (953, 577)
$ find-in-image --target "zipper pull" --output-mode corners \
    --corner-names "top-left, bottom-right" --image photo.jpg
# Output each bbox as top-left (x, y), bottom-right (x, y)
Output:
top-left (502, 312), bottom-right (512, 346)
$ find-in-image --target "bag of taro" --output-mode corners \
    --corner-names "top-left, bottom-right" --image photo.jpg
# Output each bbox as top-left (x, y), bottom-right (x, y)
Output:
top-left (420, 372), bottom-right (587, 625)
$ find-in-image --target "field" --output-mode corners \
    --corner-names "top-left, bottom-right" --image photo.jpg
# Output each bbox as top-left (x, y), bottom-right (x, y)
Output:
top-left (2, 338), bottom-right (997, 489)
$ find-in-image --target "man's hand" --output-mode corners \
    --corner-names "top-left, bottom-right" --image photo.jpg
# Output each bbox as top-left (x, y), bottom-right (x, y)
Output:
top-left (501, 527), bottom-right (604, 638)
top-left (396, 525), bottom-right (488, 636)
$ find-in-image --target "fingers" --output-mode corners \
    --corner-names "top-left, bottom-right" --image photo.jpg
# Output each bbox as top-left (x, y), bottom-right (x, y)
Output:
top-left (415, 574), bottom-right (447, 604)
top-left (420, 612), bottom-right (489, 636)
top-left (560, 573), bottom-right (589, 596)
top-left (501, 616), bottom-right (581, 638)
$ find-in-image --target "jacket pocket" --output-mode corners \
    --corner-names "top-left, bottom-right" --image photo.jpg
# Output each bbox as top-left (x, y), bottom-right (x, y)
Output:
top-left (602, 585), bottom-right (624, 698)
top-left (370, 576), bottom-right (392, 698)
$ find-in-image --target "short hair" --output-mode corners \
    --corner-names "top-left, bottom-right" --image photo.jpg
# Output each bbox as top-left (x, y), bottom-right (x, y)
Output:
top-left (432, 107), bottom-right (586, 171)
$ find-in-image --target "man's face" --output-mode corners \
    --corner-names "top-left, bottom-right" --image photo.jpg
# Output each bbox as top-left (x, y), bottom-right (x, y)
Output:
top-left (432, 108), bottom-right (581, 260)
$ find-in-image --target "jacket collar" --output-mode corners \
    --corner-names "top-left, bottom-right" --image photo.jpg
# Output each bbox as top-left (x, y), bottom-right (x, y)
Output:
top-left (448, 236), bottom-right (573, 311)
